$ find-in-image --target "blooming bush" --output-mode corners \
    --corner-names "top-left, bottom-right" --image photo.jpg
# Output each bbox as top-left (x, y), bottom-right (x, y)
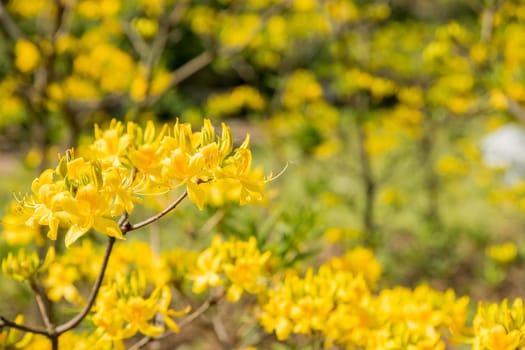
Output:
top-left (3, 0), bottom-right (525, 349)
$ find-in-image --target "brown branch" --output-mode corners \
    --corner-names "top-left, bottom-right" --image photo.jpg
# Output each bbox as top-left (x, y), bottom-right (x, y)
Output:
top-left (122, 21), bottom-right (150, 59)
top-left (141, 50), bottom-right (214, 107)
top-left (30, 280), bottom-right (54, 333)
top-left (505, 96), bottom-right (525, 124)
top-left (122, 1), bottom-right (192, 122)
top-left (55, 236), bottom-right (116, 335)
top-left (139, 0), bottom-right (288, 108)
top-left (480, 8), bottom-right (493, 43)
top-left (0, 2), bottom-right (23, 40)
top-left (127, 191), bottom-right (188, 232)
top-left (198, 209), bottom-right (225, 236)
top-left (178, 295), bottom-right (217, 329)
top-left (0, 316), bottom-right (48, 336)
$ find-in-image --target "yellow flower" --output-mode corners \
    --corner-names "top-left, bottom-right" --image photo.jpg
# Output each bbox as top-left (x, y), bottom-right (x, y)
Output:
top-left (156, 286), bottom-right (191, 333)
top-left (15, 39), bottom-right (40, 73)
top-left (0, 315), bottom-right (33, 348)
top-left (435, 155), bottom-right (468, 177)
top-left (190, 245), bottom-right (224, 294)
top-left (327, 247), bottom-right (382, 288)
top-left (482, 325), bottom-right (520, 350)
top-left (62, 183), bottom-right (124, 247)
top-left (8, 0), bottom-right (49, 17)
top-left (486, 242), bottom-right (518, 265)
top-left (1, 201), bottom-right (44, 246)
top-left (189, 235), bottom-right (271, 300)
top-left (44, 262), bottom-right (81, 303)
top-left (282, 70), bottom-right (323, 109)
top-left (19, 119), bottom-right (267, 246)
top-left (93, 271), bottom-right (188, 341)
top-left (472, 299), bottom-right (525, 349)
top-left (2, 247), bottom-right (54, 282)
top-left (132, 17), bottom-right (158, 38)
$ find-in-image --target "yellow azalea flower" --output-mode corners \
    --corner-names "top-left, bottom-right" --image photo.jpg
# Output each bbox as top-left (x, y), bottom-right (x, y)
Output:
top-left (327, 247), bottom-right (382, 288)
top-left (119, 295), bottom-right (164, 337)
top-left (18, 119), bottom-right (267, 246)
top-left (482, 325), bottom-right (520, 350)
top-left (93, 271), bottom-right (189, 341)
top-left (156, 286), bottom-right (190, 333)
top-left (472, 299), bottom-right (525, 349)
top-left (24, 169), bottom-right (63, 240)
top-left (282, 70), bottom-right (323, 109)
top-left (92, 287), bottom-right (131, 340)
top-left (1, 201), bottom-right (44, 246)
top-left (2, 247), bottom-right (54, 282)
top-left (44, 262), bottom-right (81, 303)
top-left (435, 155), bottom-right (468, 177)
top-left (62, 184), bottom-right (124, 247)
top-left (132, 17), bottom-right (158, 38)
top-left (15, 39), bottom-right (40, 73)
top-left (486, 242), bottom-right (518, 265)
top-left (189, 235), bottom-right (271, 300)
top-left (0, 314), bottom-right (33, 348)
top-left (190, 247), bottom-right (223, 293)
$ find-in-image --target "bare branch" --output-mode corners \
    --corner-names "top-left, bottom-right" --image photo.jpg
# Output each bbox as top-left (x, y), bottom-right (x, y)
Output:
top-left (198, 209), bottom-right (225, 236)
top-left (55, 236), bottom-right (116, 335)
top-left (128, 294), bottom-right (218, 350)
top-left (0, 316), bottom-right (48, 336)
top-left (141, 50), bottom-right (214, 107)
top-left (179, 296), bottom-right (217, 328)
top-left (0, 2), bottom-right (23, 40)
top-left (122, 21), bottom-right (150, 59)
top-left (128, 191), bottom-right (188, 232)
top-left (139, 0), bottom-right (289, 107)
top-left (30, 281), bottom-right (54, 333)
top-left (505, 96), bottom-right (525, 124)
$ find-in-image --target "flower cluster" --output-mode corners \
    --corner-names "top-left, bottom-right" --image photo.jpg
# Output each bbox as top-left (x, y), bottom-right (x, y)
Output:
top-left (91, 270), bottom-right (189, 347)
top-left (259, 265), bottom-right (373, 343)
top-left (189, 235), bottom-right (272, 302)
top-left (258, 251), bottom-right (469, 349)
top-left (17, 119), bottom-right (266, 247)
top-left (2, 247), bottom-right (54, 282)
top-left (0, 315), bottom-right (33, 348)
top-left (472, 298), bottom-right (525, 350)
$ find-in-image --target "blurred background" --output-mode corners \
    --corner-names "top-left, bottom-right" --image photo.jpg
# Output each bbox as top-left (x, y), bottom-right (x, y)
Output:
top-left (2, 0), bottom-right (525, 309)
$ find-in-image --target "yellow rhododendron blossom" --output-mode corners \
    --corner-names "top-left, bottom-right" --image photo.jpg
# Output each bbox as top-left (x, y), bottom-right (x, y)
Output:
top-left (92, 271), bottom-right (188, 341)
top-left (15, 39), bottom-right (40, 73)
top-left (2, 247), bottom-right (54, 282)
top-left (189, 235), bottom-right (270, 301)
top-left (473, 299), bottom-right (525, 349)
top-left (0, 314), bottom-right (33, 348)
top-left (486, 242), bottom-right (518, 265)
top-left (18, 119), bottom-right (267, 247)
top-left (282, 70), bottom-right (323, 109)
top-left (435, 155), bottom-right (468, 177)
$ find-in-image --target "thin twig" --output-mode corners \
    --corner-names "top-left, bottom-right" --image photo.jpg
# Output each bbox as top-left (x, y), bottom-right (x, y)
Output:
top-left (128, 295), bottom-right (218, 350)
top-left (128, 191), bottom-right (188, 232)
top-left (0, 316), bottom-right (48, 336)
top-left (506, 96), bottom-right (525, 124)
top-left (55, 236), bottom-right (116, 335)
top-left (140, 0), bottom-right (288, 108)
top-left (122, 21), bottom-right (150, 59)
top-left (141, 50), bottom-right (214, 107)
top-left (198, 209), bottom-right (225, 236)
top-left (178, 296), bottom-right (217, 329)
top-left (30, 280), bottom-right (54, 333)
top-left (0, 2), bottom-right (23, 40)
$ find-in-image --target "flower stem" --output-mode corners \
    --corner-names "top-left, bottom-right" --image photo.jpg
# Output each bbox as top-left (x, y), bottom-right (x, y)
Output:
top-left (55, 236), bottom-right (116, 335)
top-left (128, 191), bottom-right (187, 232)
